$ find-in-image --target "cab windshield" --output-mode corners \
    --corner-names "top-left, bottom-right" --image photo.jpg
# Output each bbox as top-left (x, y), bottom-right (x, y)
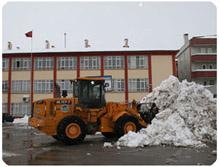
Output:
top-left (74, 79), bottom-right (106, 108)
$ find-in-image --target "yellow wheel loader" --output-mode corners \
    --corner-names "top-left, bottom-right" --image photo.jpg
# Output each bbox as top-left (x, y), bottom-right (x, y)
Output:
top-left (29, 77), bottom-right (156, 145)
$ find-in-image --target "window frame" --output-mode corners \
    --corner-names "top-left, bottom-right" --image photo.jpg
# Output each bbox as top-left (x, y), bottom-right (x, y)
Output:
top-left (208, 64), bottom-right (213, 69)
top-left (57, 80), bottom-right (73, 92)
top-left (2, 58), bottom-right (9, 71)
top-left (35, 57), bottom-right (53, 70)
top-left (2, 103), bottom-right (8, 113)
top-left (128, 55), bottom-right (148, 69)
top-left (209, 80), bottom-right (215, 85)
top-left (11, 103), bottom-right (31, 116)
top-left (34, 80), bottom-right (53, 93)
top-left (12, 80), bottom-right (30, 93)
top-left (2, 81), bottom-right (8, 93)
top-left (80, 56), bottom-right (100, 70)
top-left (112, 79), bottom-right (124, 92)
top-left (128, 78), bottom-right (148, 92)
top-left (12, 58), bottom-right (31, 71)
top-left (104, 56), bottom-right (124, 69)
top-left (57, 57), bottom-right (77, 70)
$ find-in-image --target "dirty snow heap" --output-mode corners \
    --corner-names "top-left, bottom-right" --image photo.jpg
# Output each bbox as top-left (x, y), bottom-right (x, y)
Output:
top-left (13, 115), bottom-right (29, 124)
top-left (117, 76), bottom-right (216, 147)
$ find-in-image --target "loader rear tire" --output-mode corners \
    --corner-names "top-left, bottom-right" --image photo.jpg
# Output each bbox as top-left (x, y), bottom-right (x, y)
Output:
top-left (102, 132), bottom-right (116, 139)
top-left (57, 116), bottom-right (86, 145)
top-left (115, 115), bottom-right (141, 138)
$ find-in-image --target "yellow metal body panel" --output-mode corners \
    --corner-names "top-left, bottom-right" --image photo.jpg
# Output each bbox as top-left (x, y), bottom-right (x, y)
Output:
top-left (29, 97), bottom-right (147, 136)
top-left (78, 77), bottom-right (104, 81)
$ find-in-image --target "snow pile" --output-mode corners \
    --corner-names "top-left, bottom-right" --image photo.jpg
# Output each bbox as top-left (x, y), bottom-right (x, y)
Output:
top-left (117, 76), bottom-right (216, 147)
top-left (95, 131), bottom-right (102, 135)
top-left (211, 150), bottom-right (217, 155)
top-left (103, 142), bottom-right (113, 148)
top-left (13, 115), bottom-right (29, 124)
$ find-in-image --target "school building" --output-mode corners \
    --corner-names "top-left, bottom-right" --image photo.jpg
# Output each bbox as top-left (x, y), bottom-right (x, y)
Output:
top-left (2, 50), bottom-right (178, 116)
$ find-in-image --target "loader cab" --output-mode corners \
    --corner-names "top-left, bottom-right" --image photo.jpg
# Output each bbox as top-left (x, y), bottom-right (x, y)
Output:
top-left (73, 78), bottom-right (106, 108)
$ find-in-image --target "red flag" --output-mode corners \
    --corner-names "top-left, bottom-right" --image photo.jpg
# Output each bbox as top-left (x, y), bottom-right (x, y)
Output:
top-left (25, 31), bottom-right (32, 38)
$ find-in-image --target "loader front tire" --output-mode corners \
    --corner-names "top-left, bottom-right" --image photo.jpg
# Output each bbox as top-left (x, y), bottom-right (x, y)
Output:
top-left (115, 115), bottom-right (141, 138)
top-left (57, 116), bottom-right (86, 145)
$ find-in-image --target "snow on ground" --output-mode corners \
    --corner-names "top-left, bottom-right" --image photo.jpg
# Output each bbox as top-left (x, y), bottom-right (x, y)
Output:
top-left (3, 152), bottom-right (21, 157)
top-left (95, 131), bottom-right (102, 135)
top-left (103, 142), bottom-right (113, 148)
top-left (117, 76), bottom-right (216, 148)
top-left (13, 115), bottom-right (29, 124)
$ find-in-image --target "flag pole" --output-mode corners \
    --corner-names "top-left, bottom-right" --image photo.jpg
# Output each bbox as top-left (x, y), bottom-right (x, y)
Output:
top-left (64, 32), bottom-right (67, 48)
top-left (30, 30), bottom-right (33, 113)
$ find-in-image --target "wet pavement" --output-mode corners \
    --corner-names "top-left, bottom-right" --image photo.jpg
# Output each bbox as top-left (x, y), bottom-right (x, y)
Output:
top-left (2, 123), bottom-right (217, 165)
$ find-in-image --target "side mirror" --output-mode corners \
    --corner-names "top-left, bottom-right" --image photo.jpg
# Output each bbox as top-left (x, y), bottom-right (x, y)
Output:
top-left (104, 82), bottom-right (112, 92)
top-left (104, 83), bottom-right (109, 88)
top-left (62, 90), bottom-right (68, 97)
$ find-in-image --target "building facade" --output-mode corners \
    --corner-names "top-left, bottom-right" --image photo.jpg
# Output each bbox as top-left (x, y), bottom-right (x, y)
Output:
top-left (176, 34), bottom-right (217, 95)
top-left (2, 50), bottom-right (177, 116)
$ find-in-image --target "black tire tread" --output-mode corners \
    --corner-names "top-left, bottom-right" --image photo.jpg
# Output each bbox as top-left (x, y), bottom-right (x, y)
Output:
top-left (115, 115), bottom-right (141, 138)
top-left (56, 116), bottom-right (87, 145)
top-left (101, 132), bottom-right (116, 139)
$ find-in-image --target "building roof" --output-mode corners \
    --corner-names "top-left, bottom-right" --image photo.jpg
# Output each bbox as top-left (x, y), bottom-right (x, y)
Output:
top-left (3, 50), bottom-right (179, 58)
top-left (176, 36), bottom-right (217, 58)
top-left (190, 37), bottom-right (217, 46)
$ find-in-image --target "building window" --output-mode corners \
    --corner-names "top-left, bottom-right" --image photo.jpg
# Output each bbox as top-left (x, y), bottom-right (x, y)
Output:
top-left (128, 79), bottom-right (148, 92)
top-left (209, 64), bottom-right (213, 69)
top-left (11, 103), bottom-right (20, 116)
top-left (128, 56), bottom-right (148, 69)
top-left (200, 48), bottom-right (206, 53)
top-left (209, 80), bottom-right (215, 85)
top-left (203, 81), bottom-right (207, 86)
top-left (112, 79), bottom-right (124, 92)
top-left (58, 57), bottom-right (77, 70)
top-left (3, 81), bottom-right (8, 93)
top-left (80, 56), bottom-right (100, 70)
top-left (35, 57), bottom-right (53, 70)
top-left (34, 80), bottom-right (53, 93)
top-left (207, 48), bottom-right (213, 53)
top-left (104, 56), bottom-right (124, 69)
top-left (212, 47), bottom-right (217, 53)
top-left (57, 80), bottom-right (72, 92)
top-left (202, 64), bottom-right (206, 69)
top-left (12, 58), bottom-right (31, 70)
top-left (21, 103), bottom-right (31, 116)
top-left (3, 58), bottom-right (9, 71)
top-left (2, 103), bottom-right (8, 113)
top-left (11, 103), bottom-right (31, 116)
top-left (112, 78), bottom-right (148, 92)
top-left (12, 80), bottom-right (30, 93)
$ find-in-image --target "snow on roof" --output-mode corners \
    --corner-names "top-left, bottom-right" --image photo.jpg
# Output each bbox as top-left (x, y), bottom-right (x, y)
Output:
top-left (192, 35), bottom-right (217, 38)
top-left (3, 49), bottom-right (179, 55)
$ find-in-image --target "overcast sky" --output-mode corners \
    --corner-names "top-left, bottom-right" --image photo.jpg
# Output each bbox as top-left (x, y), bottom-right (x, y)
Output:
top-left (2, 1), bottom-right (217, 52)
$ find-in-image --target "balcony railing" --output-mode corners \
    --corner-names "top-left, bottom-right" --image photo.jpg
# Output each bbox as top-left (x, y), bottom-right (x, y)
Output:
top-left (191, 71), bottom-right (216, 78)
top-left (191, 55), bottom-right (216, 62)
top-left (191, 52), bottom-right (217, 56)
top-left (192, 69), bottom-right (217, 72)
